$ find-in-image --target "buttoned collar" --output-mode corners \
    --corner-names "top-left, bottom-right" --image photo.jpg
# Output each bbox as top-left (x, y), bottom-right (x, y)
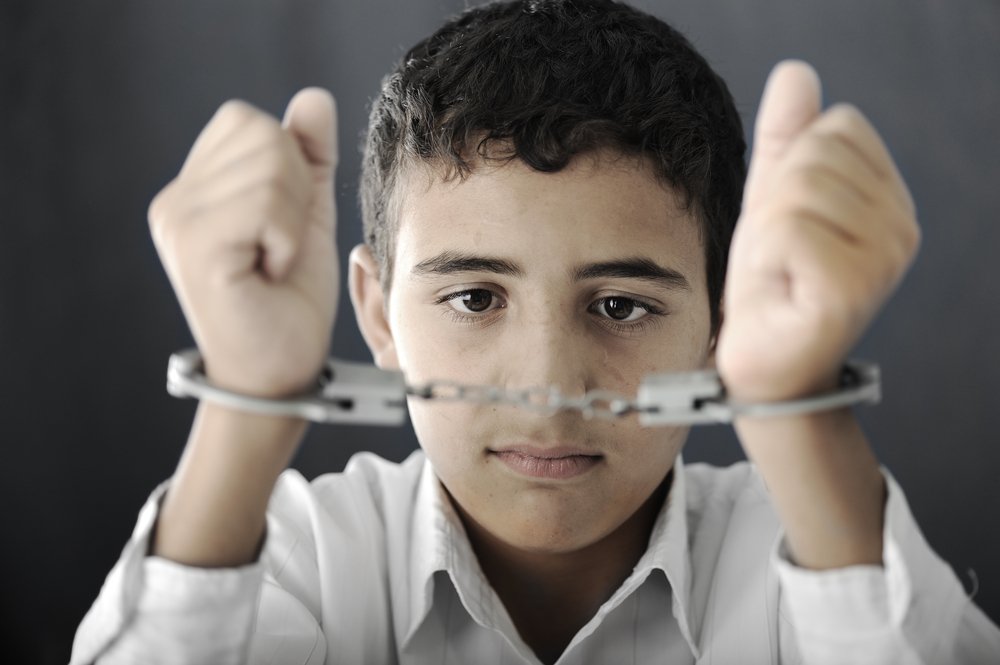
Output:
top-left (403, 454), bottom-right (700, 659)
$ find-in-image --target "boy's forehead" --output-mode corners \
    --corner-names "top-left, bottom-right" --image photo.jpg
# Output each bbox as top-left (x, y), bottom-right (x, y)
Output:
top-left (395, 150), bottom-right (693, 230)
top-left (391, 151), bottom-right (707, 286)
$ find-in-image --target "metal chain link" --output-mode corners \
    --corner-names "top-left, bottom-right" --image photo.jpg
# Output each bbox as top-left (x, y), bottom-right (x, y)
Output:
top-left (405, 380), bottom-right (652, 420)
top-left (168, 349), bottom-right (880, 426)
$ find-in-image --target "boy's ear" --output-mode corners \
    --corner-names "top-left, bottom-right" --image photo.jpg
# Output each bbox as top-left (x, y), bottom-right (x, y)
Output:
top-left (348, 244), bottom-right (400, 370)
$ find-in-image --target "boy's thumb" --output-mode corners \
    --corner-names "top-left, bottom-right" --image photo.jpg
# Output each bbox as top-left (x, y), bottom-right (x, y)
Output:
top-left (744, 61), bottom-right (821, 209)
top-left (282, 87), bottom-right (338, 171)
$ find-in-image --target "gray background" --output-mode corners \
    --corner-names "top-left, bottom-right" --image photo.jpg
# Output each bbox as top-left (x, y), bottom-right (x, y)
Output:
top-left (2, 0), bottom-right (997, 662)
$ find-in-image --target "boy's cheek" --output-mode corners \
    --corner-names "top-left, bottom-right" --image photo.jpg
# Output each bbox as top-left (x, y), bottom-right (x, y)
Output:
top-left (387, 302), bottom-right (472, 383)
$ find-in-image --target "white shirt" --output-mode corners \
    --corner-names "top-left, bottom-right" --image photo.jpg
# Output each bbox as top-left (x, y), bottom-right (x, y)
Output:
top-left (71, 450), bottom-right (999, 664)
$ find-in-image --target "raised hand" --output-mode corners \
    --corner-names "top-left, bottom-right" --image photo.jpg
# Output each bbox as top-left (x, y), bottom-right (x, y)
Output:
top-left (149, 89), bottom-right (339, 398)
top-left (716, 61), bottom-right (919, 403)
top-left (714, 62), bottom-right (919, 569)
top-left (148, 89), bottom-right (340, 567)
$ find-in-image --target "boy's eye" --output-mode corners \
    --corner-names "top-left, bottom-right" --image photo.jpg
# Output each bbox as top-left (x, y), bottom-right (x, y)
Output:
top-left (591, 296), bottom-right (657, 322)
top-left (443, 289), bottom-right (503, 314)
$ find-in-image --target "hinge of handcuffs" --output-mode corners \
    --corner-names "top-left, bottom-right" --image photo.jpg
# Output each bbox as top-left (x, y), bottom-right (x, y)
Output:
top-left (166, 348), bottom-right (881, 427)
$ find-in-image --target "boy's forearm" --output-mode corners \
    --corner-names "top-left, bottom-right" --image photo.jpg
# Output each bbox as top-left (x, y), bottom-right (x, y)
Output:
top-left (735, 408), bottom-right (886, 570)
top-left (151, 403), bottom-right (307, 567)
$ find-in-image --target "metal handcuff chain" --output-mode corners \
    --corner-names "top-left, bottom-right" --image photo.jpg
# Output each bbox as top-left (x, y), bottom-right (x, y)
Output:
top-left (166, 348), bottom-right (881, 427)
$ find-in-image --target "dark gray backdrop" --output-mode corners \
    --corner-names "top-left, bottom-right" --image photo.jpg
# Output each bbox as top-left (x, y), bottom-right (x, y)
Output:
top-left (2, 1), bottom-right (998, 662)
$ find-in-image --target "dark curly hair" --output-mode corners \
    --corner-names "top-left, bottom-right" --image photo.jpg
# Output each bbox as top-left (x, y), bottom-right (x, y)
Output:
top-left (360, 0), bottom-right (746, 335)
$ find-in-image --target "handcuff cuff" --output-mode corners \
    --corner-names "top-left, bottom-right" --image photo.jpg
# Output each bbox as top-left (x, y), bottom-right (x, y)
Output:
top-left (166, 348), bottom-right (881, 427)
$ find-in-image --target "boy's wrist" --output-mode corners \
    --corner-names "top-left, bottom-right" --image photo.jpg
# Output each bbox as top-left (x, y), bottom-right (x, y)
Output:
top-left (736, 407), bottom-right (886, 569)
top-left (190, 401), bottom-right (309, 458)
top-left (150, 403), bottom-right (307, 567)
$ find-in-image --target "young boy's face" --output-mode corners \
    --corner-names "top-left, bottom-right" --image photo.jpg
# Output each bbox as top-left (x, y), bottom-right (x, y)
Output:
top-left (378, 151), bottom-right (714, 554)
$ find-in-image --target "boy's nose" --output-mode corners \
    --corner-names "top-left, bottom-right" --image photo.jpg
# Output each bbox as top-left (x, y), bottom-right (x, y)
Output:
top-left (503, 316), bottom-right (591, 398)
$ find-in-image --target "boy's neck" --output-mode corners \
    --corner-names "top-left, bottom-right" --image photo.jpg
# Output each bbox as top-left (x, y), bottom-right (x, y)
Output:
top-left (454, 471), bottom-right (672, 665)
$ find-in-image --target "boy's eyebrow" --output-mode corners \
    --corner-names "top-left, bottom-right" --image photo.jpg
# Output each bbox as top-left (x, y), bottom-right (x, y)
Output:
top-left (411, 252), bottom-right (690, 291)
top-left (412, 251), bottom-right (523, 277)
top-left (573, 257), bottom-right (691, 291)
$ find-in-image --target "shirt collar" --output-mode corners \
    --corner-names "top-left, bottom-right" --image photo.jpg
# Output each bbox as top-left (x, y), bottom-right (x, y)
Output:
top-left (404, 454), bottom-right (700, 658)
top-left (637, 455), bottom-right (700, 656)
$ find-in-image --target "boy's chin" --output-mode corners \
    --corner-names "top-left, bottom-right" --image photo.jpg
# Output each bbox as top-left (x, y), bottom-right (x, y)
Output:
top-left (498, 519), bottom-right (608, 555)
top-left (463, 500), bottom-right (640, 557)
top-left (465, 473), bottom-right (673, 558)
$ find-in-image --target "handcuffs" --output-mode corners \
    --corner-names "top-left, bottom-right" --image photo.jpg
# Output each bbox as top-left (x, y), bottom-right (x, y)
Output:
top-left (166, 348), bottom-right (881, 427)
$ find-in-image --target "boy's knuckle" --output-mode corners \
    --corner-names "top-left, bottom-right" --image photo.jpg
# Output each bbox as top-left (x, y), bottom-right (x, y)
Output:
top-left (249, 113), bottom-right (283, 140)
top-left (147, 196), bottom-right (165, 231)
top-left (900, 216), bottom-right (922, 255)
top-left (880, 202), bottom-right (919, 252)
top-left (826, 102), bottom-right (865, 129)
top-left (813, 127), bottom-right (854, 158)
top-left (814, 107), bottom-right (866, 145)
top-left (147, 182), bottom-right (178, 238)
top-left (215, 99), bottom-right (257, 125)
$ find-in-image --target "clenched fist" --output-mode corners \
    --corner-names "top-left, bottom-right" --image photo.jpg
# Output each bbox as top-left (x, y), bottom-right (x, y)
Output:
top-left (149, 89), bottom-right (339, 398)
top-left (717, 61), bottom-right (920, 403)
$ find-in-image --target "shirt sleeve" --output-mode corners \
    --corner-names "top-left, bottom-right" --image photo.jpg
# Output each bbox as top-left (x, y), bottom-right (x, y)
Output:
top-left (69, 479), bottom-right (328, 665)
top-left (772, 470), bottom-right (1000, 665)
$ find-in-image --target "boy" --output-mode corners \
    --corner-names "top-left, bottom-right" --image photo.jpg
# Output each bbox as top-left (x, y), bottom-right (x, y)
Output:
top-left (72, 0), bottom-right (999, 663)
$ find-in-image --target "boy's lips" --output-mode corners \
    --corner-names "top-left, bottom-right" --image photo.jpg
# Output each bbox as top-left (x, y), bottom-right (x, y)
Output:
top-left (488, 444), bottom-right (603, 480)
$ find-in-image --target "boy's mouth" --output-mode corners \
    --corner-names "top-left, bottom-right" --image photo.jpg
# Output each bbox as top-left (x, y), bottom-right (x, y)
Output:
top-left (488, 445), bottom-right (603, 480)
